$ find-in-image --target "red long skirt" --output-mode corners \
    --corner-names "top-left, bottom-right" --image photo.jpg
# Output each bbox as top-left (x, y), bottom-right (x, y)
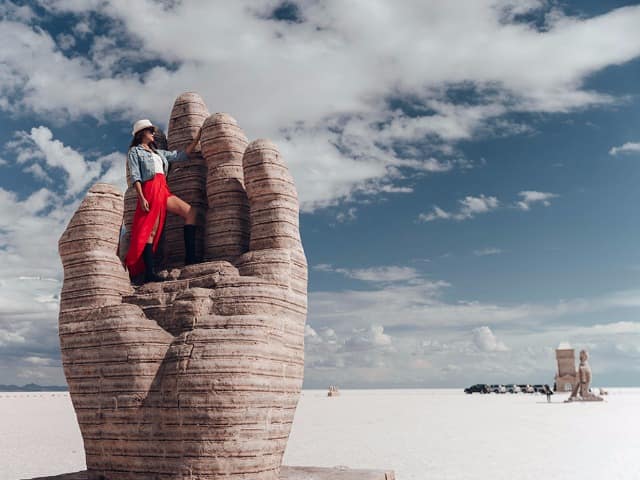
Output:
top-left (125, 174), bottom-right (172, 278)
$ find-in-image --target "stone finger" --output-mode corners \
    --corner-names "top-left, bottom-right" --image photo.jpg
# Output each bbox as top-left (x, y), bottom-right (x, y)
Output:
top-left (59, 183), bottom-right (132, 312)
top-left (167, 91), bottom-right (209, 152)
top-left (242, 140), bottom-right (301, 252)
top-left (201, 112), bottom-right (250, 261)
top-left (163, 92), bottom-right (209, 268)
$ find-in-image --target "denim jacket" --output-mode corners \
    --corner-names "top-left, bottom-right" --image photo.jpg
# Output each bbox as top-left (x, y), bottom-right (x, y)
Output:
top-left (127, 145), bottom-right (188, 186)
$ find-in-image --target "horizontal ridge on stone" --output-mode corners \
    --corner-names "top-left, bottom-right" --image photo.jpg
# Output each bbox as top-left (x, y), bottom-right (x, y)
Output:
top-left (201, 112), bottom-right (250, 261)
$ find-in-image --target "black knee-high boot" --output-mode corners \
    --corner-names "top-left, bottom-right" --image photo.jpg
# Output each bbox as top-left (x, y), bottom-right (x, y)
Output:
top-left (143, 243), bottom-right (163, 283)
top-left (184, 225), bottom-right (197, 265)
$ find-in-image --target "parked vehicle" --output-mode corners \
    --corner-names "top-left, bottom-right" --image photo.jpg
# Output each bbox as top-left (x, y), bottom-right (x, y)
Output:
top-left (505, 384), bottom-right (521, 393)
top-left (464, 384), bottom-right (490, 394)
top-left (465, 383), bottom-right (549, 394)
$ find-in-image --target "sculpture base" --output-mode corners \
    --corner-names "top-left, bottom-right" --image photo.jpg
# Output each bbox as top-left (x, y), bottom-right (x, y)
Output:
top-left (27, 467), bottom-right (395, 480)
top-left (564, 396), bottom-right (604, 402)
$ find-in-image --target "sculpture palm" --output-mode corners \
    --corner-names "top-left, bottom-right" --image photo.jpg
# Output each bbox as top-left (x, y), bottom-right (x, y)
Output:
top-left (58, 93), bottom-right (307, 480)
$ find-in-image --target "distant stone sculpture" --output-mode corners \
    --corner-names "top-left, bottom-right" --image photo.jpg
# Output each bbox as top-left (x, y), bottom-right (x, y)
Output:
top-left (566, 350), bottom-right (604, 402)
top-left (554, 346), bottom-right (577, 392)
top-left (58, 93), bottom-right (308, 479)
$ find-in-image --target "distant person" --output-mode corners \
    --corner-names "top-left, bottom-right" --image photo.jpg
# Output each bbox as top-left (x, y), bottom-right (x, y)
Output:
top-left (543, 384), bottom-right (553, 403)
top-left (125, 119), bottom-right (202, 283)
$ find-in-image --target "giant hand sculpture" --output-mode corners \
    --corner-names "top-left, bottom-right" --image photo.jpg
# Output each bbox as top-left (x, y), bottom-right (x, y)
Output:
top-left (58, 93), bottom-right (307, 480)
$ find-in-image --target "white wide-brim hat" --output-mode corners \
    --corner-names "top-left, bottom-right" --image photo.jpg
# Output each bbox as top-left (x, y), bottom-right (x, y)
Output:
top-left (132, 119), bottom-right (154, 136)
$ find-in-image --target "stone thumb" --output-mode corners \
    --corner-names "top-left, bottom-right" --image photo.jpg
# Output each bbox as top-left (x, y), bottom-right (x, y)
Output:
top-left (58, 183), bottom-right (132, 316)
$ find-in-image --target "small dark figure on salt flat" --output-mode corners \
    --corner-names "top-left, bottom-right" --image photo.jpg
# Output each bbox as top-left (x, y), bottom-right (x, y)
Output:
top-left (125, 119), bottom-right (201, 283)
top-left (543, 384), bottom-right (553, 403)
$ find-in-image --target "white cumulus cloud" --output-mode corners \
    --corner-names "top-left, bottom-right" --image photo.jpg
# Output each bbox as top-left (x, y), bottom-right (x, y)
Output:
top-left (6, 127), bottom-right (126, 197)
top-left (516, 190), bottom-right (558, 210)
top-left (472, 326), bottom-right (510, 352)
top-left (314, 264), bottom-right (423, 283)
top-left (419, 194), bottom-right (500, 222)
top-left (1, 1), bottom-right (639, 210)
top-left (609, 142), bottom-right (640, 156)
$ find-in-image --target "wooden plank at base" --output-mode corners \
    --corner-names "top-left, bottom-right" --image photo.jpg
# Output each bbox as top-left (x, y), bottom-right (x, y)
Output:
top-left (24, 474), bottom-right (86, 480)
top-left (25, 466), bottom-right (396, 480)
top-left (281, 466), bottom-right (395, 479)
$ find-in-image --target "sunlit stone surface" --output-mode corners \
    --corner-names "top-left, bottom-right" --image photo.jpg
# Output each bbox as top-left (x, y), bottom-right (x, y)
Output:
top-left (58, 92), bottom-right (310, 480)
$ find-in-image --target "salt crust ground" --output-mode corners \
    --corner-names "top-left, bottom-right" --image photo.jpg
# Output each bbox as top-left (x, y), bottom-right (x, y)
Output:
top-left (1, 389), bottom-right (639, 480)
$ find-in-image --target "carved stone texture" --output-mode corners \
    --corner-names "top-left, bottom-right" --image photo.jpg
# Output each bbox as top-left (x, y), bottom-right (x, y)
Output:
top-left (59, 184), bottom-right (133, 311)
top-left (120, 186), bottom-right (137, 263)
top-left (167, 92), bottom-right (210, 152)
top-left (201, 113), bottom-right (250, 261)
top-left (58, 99), bottom-right (308, 479)
top-left (244, 139), bottom-right (301, 252)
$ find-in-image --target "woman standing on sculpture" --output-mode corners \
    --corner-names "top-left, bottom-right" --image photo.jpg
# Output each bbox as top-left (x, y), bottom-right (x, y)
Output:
top-left (125, 119), bottom-right (201, 283)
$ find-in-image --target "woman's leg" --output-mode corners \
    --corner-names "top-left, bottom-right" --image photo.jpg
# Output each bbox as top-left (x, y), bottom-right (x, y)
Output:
top-left (126, 200), bottom-right (163, 279)
top-left (143, 214), bottom-right (162, 282)
top-left (166, 195), bottom-right (196, 224)
top-left (147, 214), bottom-right (161, 244)
top-left (167, 195), bottom-right (198, 264)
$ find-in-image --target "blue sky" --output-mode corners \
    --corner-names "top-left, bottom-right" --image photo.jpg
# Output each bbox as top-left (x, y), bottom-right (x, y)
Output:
top-left (1, 0), bottom-right (640, 388)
